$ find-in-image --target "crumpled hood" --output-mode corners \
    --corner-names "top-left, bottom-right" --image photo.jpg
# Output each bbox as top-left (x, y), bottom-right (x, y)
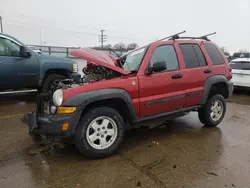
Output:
top-left (70, 48), bottom-right (131, 75)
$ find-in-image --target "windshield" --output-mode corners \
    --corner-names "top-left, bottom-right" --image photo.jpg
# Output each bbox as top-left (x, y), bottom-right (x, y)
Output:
top-left (122, 47), bottom-right (147, 71)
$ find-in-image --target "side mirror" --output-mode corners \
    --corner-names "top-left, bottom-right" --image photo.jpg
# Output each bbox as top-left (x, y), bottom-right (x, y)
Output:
top-left (147, 61), bottom-right (167, 74)
top-left (20, 46), bottom-right (31, 58)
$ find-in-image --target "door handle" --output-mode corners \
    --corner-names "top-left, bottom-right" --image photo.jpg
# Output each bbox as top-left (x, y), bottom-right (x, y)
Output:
top-left (0, 62), bottom-right (2, 64)
top-left (172, 74), bottom-right (183, 79)
top-left (204, 69), bottom-right (212, 73)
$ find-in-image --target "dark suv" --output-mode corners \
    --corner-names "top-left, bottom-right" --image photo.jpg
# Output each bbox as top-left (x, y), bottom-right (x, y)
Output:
top-left (23, 32), bottom-right (234, 159)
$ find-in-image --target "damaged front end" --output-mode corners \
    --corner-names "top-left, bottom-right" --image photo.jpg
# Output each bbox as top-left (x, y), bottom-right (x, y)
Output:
top-left (22, 62), bottom-right (121, 137)
top-left (22, 47), bottom-right (129, 137)
top-left (22, 89), bottom-right (83, 137)
top-left (22, 78), bottom-right (83, 137)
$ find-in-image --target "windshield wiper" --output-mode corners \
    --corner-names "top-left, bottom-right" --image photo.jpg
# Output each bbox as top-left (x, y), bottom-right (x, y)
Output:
top-left (105, 45), bottom-right (122, 59)
top-left (131, 71), bottom-right (138, 74)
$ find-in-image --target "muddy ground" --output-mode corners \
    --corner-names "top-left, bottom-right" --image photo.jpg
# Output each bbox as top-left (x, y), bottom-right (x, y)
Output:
top-left (0, 91), bottom-right (250, 188)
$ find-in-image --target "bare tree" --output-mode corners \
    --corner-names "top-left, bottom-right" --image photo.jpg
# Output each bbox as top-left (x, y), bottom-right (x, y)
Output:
top-left (113, 42), bottom-right (126, 52)
top-left (127, 43), bottom-right (138, 50)
top-left (221, 47), bottom-right (229, 56)
top-left (106, 44), bottom-right (112, 48)
top-left (238, 49), bottom-right (248, 53)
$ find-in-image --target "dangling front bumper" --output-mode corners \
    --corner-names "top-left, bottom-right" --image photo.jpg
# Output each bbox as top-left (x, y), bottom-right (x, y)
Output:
top-left (22, 93), bottom-right (82, 137)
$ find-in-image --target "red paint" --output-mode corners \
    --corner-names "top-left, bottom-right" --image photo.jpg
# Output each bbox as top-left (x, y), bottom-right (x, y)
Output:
top-left (66, 40), bottom-right (232, 118)
top-left (70, 48), bottom-right (131, 75)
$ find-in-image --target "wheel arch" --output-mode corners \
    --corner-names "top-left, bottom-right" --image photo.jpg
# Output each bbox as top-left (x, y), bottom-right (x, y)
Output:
top-left (63, 88), bottom-right (138, 133)
top-left (39, 69), bottom-right (70, 87)
top-left (201, 75), bottom-right (229, 104)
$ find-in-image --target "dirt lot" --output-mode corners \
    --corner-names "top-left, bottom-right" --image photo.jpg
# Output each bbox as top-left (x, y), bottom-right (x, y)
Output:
top-left (0, 92), bottom-right (250, 188)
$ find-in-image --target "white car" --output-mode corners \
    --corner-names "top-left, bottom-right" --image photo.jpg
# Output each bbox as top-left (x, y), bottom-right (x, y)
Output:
top-left (229, 58), bottom-right (250, 88)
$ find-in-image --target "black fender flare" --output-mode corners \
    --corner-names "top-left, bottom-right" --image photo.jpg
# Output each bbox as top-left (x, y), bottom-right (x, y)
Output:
top-left (201, 75), bottom-right (229, 104)
top-left (63, 88), bottom-right (138, 124)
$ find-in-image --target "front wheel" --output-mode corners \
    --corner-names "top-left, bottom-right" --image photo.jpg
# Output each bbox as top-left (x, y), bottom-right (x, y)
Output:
top-left (74, 107), bottom-right (125, 159)
top-left (198, 94), bottom-right (226, 127)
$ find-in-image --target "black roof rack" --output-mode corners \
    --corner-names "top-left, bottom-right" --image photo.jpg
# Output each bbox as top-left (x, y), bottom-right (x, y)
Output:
top-left (169, 32), bottom-right (216, 41)
top-left (149, 31), bottom-right (216, 45)
top-left (155, 30), bottom-right (186, 42)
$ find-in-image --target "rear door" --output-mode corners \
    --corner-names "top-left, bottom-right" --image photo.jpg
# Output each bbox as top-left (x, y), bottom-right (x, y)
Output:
top-left (138, 44), bottom-right (186, 117)
top-left (177, 43), bottom-right (210, 107)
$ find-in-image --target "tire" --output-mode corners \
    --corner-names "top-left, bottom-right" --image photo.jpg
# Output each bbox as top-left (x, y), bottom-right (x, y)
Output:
top-left (198, 94), bottom-right (226, 127)
top-left (41, 74), bottom-right (66, 93)
top-left (74, 107), bottom-right (125, 159)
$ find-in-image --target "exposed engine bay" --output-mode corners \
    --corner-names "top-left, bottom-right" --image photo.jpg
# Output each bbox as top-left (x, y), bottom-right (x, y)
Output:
top-left (82, 62), bottom-right (121, 82)
top-left (52, 61), bottom-right (121, 92)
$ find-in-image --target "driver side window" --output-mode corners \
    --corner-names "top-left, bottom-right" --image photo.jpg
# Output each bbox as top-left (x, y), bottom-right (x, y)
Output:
top-left (150, 45), bottom-right (179, 72)
top-left (0, 37), bottom-right (20, 57)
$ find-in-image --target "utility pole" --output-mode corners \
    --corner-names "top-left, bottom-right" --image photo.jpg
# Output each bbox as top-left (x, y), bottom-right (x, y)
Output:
top-left (0, 16), bottom-right (3, 33)
top-left (98, 29), bottom-right (107, 48)
top-left (39, 27), bottom-right (43, 45)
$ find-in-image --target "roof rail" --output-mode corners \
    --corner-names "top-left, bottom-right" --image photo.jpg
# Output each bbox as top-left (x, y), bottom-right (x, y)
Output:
top-left (169, 32), bottom-right (216, 41)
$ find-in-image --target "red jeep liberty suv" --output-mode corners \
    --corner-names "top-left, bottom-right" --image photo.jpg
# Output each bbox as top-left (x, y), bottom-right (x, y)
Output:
top-left (23, 31), bottom-right (234, 159)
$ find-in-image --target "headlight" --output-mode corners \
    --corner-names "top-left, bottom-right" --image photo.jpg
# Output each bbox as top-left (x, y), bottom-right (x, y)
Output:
top-left (73, 62), bottom-right (78, 73)
top-left (53, 89), bottom-right (63, 106)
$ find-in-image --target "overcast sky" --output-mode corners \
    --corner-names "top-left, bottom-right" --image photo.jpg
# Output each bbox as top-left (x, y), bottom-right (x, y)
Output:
top-left (0, 0), bottom-right (249, 53)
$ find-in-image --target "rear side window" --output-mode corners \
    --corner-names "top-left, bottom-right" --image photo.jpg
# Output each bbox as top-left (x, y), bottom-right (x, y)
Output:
top-left (232, 52), bottom-right (250, 59)
top-left (193, 45), bottom-right (207, 67)
top-left (229, 61), bottom-right (250, 70)
top-left (204, 43), bottom-right (224, 65)
top-left (179, 44), bottom-right (207, 68)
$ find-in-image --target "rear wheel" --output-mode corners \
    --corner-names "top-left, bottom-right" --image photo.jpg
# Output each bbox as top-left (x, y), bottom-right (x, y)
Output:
top-left (41, 74), bottom-right (66, 93)
top-left (198, 94), bottom-right (226, 127)
top-left (74, 107), bottom-right (125, 159)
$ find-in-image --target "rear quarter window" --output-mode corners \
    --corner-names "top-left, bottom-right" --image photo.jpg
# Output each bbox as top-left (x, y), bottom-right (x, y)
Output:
top-left (230, 61), bottom-right (250, 70)
top-left (204, 43), bottom-right (224, 65)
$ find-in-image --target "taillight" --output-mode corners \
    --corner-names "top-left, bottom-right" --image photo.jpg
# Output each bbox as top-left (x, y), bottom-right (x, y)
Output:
top-left (227, 65), bottom-right (232, 80)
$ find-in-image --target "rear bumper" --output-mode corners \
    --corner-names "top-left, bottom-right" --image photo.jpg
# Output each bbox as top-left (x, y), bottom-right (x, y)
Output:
top-left (231, 80), bottom-right (250, 88)
top-left (231, 71), bottom-right (250, 88)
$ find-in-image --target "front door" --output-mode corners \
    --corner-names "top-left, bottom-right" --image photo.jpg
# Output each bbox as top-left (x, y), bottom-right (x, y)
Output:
top-left (0, 37), bottom-right (39, 90)
top-left (138, 44), bottom-right (186, 117)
